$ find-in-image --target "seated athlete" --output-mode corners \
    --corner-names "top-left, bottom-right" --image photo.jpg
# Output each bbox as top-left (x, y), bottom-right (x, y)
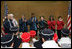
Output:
top-left (1, 34), bottom-right (22, 48)
top-left (34, 28), bottom-right (60, 48)
top-left (58, 28), bottom-right (71, 48)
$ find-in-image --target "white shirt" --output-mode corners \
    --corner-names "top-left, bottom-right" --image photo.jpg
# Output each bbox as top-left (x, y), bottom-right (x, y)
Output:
top-left (1, 46), bottom-right (13, 48)
top-left (42, 40), bottom-right (61, 48)
top-left (58, 37), bottom-right (71, 48)
top-left (1, 35), bottom-right (2, 37)
top-left (22, 42), bottom-right (35, 48)
top-left (32, 38), bottom-right (39, 43)
top-left (12, 19), bottom-right (18, 27)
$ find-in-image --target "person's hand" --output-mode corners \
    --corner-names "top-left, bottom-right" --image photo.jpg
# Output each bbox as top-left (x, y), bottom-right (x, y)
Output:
top-left (37, 25), bottom-right (39, 28)
top-left (11, 43), bottom-right (14, 47)
top-left (42, 38), bottom-right (45, 42)
top-left (16, 25), bottom-right (19, 27)
top-left (16, 32), bottom-right (19, 35)
top-left (24, 19), bottom-right (27, 22)
top-left (3, 19), bottom-right (5, 22)
top-left (32, 19), bottom-right (33, 22)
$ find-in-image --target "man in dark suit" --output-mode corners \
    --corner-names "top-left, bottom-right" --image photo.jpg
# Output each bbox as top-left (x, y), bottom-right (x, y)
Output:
top-left (3, 14), bottom-right (18, 35)
top-left (19, 15), bottom-right (28, 33)
top-left (28, 13), bottom-right (38, 36)
top-left (3, 14), bottom-right (13, 34)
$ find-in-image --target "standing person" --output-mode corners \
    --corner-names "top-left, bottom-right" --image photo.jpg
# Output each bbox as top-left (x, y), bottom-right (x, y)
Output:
top-left (10, 14), bottom-right (18, 27)
top-left (19, 15), bottom-right (28, 33)
top-left (9, 14), bottom-right (19, 35)
top-left (58, 28), bottom-right (71, 48)
top-left (3, 15), bottom-right (8, 22)
top-left (38, 16), bottom-right (48, 33)
top-left (3, 14), bottom-right (18, 35)
top-left (47, 15), bottom-right (56, 32)
top-left (2, 15), bottom-right (8, 36)
top-left (3, 14), bottom-right (14, 34)
top-left (28, 13), bottom-right (38, 36)
top-left (57, 16), bottom-right (64, 40)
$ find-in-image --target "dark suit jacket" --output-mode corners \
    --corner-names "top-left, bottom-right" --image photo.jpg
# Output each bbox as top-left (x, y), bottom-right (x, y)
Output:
top-left (3, 19), bottom-right (14, 34)
top-left (19, 18), bottom-right (28, 32)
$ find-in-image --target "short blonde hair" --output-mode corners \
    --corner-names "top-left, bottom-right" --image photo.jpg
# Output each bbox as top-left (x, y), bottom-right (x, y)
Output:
top-left (8, 14), bottom-right (14, 19)
top-left (8, 14), bottom-right (14, 17)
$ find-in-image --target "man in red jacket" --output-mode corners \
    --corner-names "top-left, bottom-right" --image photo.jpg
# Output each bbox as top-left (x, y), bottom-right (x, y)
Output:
top-left (47, 15), bottom-right (56, 32)
top-left (57, 16), bottom-right (64, 39)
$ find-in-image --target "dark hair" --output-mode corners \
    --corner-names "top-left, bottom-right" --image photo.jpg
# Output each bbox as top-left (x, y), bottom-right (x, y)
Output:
top-left (42, 35), bottom-right (53, 41)
top-left (58, 16), bottom-right (62, 19)
top-left (22, 14), bottom-right (25, 16)
top-left (61, 28), bottom-right (70, 37)
top-left (49, 15), bottom-right (54, 21)
top-left (31, 13), bottom-right (35, 18)
top-left (40, 29), bottom-right (54, 41)
top-left (31, 13), bottom-right (35, 15)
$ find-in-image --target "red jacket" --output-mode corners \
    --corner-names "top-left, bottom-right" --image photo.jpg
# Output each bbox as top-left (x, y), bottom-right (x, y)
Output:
top-left (57, 20), bottom-right (64, 30)
top-left (47, 20), bottom-right (56, 30)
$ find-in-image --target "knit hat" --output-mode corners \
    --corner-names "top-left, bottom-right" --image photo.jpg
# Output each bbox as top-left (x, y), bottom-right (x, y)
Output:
top-left (40, 28), bottom-right (54, 40)
top-left (1, 34), bottom-right (14, 47)
top-left (61, 28), bottom-right (70, 36)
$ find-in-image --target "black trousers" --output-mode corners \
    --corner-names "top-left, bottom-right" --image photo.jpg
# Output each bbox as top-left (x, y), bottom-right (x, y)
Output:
top-left (13, 35), bottom-right (22, 48)
top-left (52, 29), bottom-right (55, 33)
top-left (57, 30), bottom-right (61, 39)
top-left (34, 38), bottom-right (43, 48)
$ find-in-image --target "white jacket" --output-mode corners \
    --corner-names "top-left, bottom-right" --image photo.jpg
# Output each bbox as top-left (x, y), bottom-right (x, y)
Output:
top-left (22, 42), bottom-right (36, 48)
top-left (58, 37), bottom-right (71, 48)
top-left (42, 40), bottom-right (61, 48)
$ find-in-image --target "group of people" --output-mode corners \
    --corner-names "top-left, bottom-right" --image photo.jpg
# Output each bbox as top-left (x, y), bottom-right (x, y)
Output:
top-left (2, 13), bottom-right (65, 39)
top-left (1, 13), bottom-right (71, 48)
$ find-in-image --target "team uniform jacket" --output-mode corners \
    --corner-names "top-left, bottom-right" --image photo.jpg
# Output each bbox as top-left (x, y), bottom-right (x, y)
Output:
top-left (47, 20), bottom-right (56, 30)
top-left (57, 20), bottom-right (64, 30)
top-left (19, 18), bottom-right (28, 32)
top-left (28, 17), bottom-right (38, 30)
top-left (38, 20), bottom-right (48, 30)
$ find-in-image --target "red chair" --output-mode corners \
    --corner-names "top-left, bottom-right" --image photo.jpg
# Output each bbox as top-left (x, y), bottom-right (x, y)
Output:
top-left (21, 32), bottom-right (30, 42)
top-left (30, 30), bottom-right (36, 38)
top-left (53, 33), bottom-right (58, 42)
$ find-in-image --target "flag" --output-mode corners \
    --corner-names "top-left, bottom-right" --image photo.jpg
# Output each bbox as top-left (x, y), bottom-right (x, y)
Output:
top-left (4, 1), bottom-right (8, 16)
top-left (3, 1), bottom-right (8, 21)
top-left (67, 2), bottom-right (71, 33)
